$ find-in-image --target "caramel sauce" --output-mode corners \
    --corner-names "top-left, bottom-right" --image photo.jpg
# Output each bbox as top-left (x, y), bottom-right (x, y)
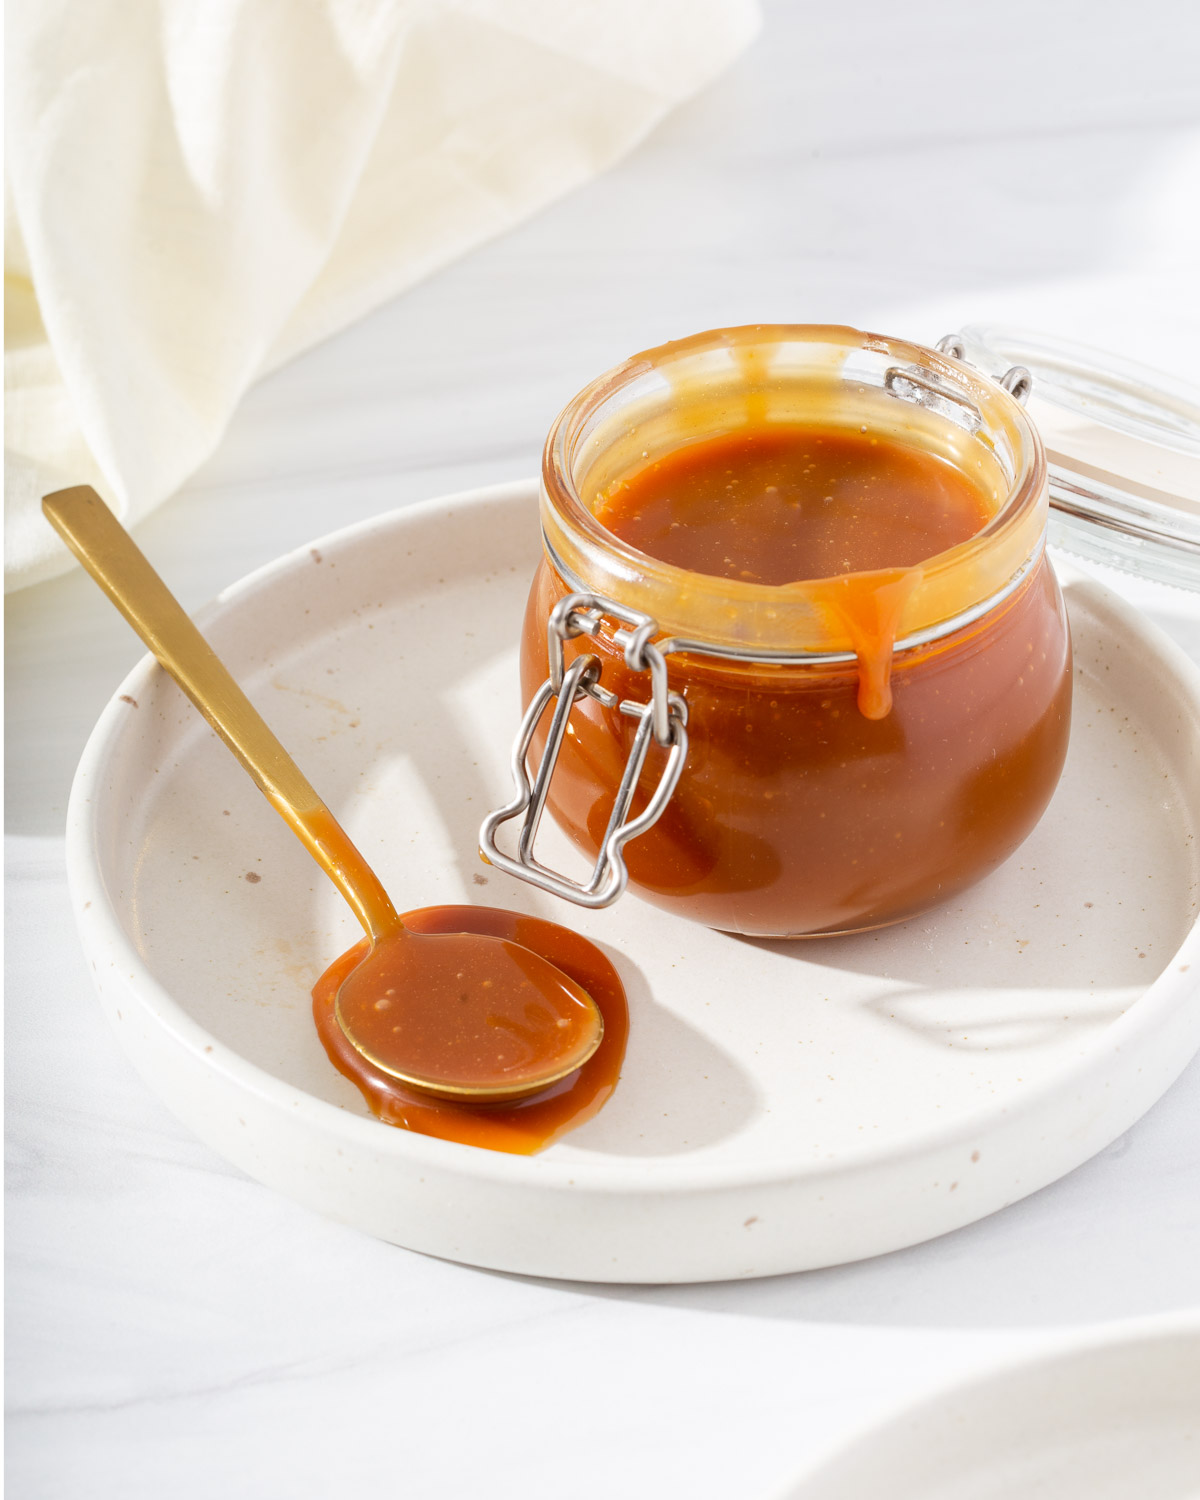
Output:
top-left (333, 921), bottom-right (601, 1096)
top-left (597, 427), bottom-right (992, 583)
top-left (522, 422), bottom-right (1072, 937)
top-left (313, 906), bottom-right (628, 1154)
top-left (596, 426), bottom-right (993, 718)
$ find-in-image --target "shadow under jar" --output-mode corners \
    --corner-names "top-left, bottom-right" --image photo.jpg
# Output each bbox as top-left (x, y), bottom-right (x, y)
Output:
top-left (515, 325), bottom-right (1072, 938)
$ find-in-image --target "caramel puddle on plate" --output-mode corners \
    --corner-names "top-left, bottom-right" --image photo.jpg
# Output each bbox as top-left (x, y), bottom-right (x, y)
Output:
top-left (313, 905), bottom-right (628, 1155)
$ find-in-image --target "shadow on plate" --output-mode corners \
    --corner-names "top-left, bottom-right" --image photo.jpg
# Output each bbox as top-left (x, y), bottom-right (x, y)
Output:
top-left (567, 945), bottom-right (762, 1158)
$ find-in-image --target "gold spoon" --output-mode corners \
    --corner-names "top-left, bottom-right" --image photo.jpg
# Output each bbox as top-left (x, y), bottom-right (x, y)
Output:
top-left (44, 486), bottom-right (603, 1104)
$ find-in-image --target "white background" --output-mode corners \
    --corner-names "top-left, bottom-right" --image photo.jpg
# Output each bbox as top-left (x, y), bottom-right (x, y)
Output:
top-left (7, 2), bottom-right (1200, 1495)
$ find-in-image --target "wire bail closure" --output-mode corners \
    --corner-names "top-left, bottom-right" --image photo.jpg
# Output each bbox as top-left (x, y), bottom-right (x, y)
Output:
top-left (935, 334), bottom-right (1033, 406)
top-left (479, 591), bottom-right (689, 909)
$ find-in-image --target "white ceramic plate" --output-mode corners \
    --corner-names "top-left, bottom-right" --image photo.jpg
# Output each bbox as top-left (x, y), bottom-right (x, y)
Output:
top-left (69, 481), bottom-right (1200, 1283)
top-left (774, 1320), bottom-right (1200, 1499)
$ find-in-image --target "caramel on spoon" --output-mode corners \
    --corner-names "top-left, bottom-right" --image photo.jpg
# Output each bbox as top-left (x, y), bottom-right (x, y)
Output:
top-left (44, 487), bottom-right (603, 1103)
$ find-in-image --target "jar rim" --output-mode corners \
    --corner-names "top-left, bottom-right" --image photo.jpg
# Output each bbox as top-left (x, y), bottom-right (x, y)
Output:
top-left (540, 324), bottom-right (1048, 655)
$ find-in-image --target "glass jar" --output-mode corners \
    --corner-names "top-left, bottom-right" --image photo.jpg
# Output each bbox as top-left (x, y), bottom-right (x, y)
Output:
top-left (486, 325), bottom-right (1072, 938)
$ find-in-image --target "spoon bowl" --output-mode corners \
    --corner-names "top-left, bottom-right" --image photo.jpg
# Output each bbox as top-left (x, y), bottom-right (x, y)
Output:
top-left (336, 928), bottom-right (603, 1103)
top-left (43, 486), bottom-right (604, 1103)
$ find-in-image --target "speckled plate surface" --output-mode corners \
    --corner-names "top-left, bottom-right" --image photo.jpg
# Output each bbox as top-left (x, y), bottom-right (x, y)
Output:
top-left (67, 481), bottom-right (1200, 1282)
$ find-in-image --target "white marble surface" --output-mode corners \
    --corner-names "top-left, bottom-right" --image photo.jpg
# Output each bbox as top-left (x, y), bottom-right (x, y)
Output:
top-left (6, 2), bottom-right (1200, 1495)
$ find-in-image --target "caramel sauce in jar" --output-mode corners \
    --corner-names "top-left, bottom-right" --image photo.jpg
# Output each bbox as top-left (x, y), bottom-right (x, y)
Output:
top-left (597, 426), bottom-right (992, 584)
top-left (521, 326), bottom-right (1073, 938)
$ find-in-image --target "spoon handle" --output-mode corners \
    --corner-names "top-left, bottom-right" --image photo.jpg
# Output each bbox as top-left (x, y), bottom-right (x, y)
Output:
top-left (43, 486), bottom-right (399, 942)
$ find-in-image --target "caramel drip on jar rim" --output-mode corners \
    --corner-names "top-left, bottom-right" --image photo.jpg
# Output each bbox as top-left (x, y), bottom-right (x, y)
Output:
top-left (804, 566), bottom-right (923, 719)
top-left (591, 424), bottom-right (991, 719)
top-left (541, 324), bottom-right (1048, 666)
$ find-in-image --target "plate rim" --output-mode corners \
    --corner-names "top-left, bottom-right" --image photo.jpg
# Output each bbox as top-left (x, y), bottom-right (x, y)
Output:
top-left (67, 480), bottom-right (1200, 1196)
top-left (769, 1312), bottom-right (1200, 1499)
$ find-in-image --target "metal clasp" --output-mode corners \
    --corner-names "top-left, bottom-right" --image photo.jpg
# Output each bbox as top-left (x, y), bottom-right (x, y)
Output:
top-left (883, 364), bottom-right (984, 432)
top-left (882, 338), bottom-right (1034, 433)
top-left (479, 591), bottom-right (688, 909)
top-left (935, 334), bottom-right (1033, 406)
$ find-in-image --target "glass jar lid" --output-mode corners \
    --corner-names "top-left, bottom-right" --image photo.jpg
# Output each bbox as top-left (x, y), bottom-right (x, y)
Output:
top-left (946, 324), bottom-right (1200, 590)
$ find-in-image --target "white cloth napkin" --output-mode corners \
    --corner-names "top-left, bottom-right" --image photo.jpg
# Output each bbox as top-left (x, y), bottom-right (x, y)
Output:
top-left (4, 0), bottom-right (759, 591)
